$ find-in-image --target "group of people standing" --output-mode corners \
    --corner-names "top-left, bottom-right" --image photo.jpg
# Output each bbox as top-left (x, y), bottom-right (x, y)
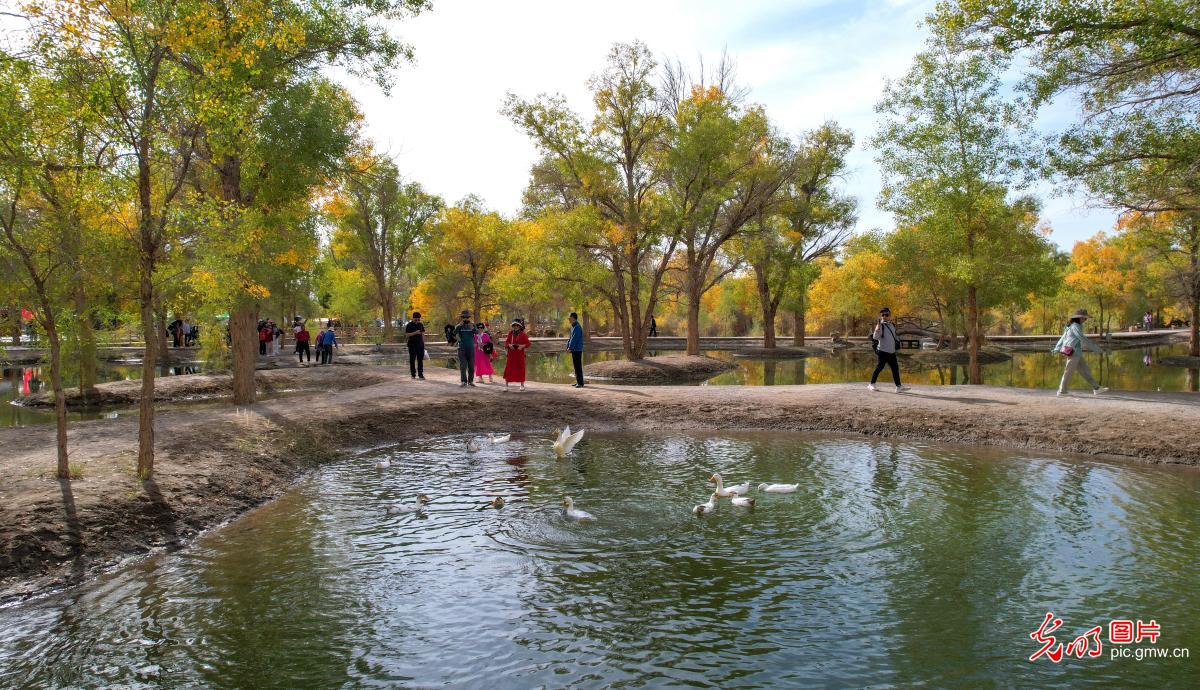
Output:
top-left (167, 317), bottom-right (197, 348)
top-left (408, 309), bottom-right (586, 390)
top-left (291, 320), bottom-right (337, 365)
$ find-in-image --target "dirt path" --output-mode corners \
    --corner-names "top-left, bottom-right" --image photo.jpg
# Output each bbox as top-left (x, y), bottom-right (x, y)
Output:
top-left (2, 365), bottom-right (1198, 603)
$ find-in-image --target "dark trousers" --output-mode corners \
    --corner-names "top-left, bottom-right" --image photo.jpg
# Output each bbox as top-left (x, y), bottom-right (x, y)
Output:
top-left (459, 349), bottom-right (475, 382)
top-left (259, 340), bottom-right (266, 355)
top-left (319, 345), bottom-right (332, 365)
top-left (408, 346), bottom-right (423, 377)
top-left (871, 351), bottom-right (901, 386)
top-left (571, 350), bottom-right (584, 386)
top-left (296, 342), bottom-right (310, 362)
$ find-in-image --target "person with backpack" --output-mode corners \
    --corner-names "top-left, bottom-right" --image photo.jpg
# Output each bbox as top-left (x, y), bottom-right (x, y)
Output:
top-left (868, 307), bottom-right (909, 393)
top-left (405, 312), bottom-right (427, 379)
top-left (295, 323), bottom-right (311, 363)
top-left (454, 310), bottom-right (478, 386)
top-left (475, 322), bottom-right (497, 383)
top-left (259, 321), bottom-right (272, 356)
top-left (1052, 308), bottom-right (1108, 397)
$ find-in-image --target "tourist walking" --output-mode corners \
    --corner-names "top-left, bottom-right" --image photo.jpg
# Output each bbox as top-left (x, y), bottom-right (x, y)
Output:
top-left (868, 307), bottom-right (909, 393)
top-left (1143, 310), bottom-right (1153, 331)
top-left (259, 321), bottom-right (272, 355)
top-left (271, 321), bottom-right (283, 356)
top-left (444, 323), bottom-right (456, 345)
top-left (650, 316), bottom-right (657, 337)
top-left (475, 322), bottom-right (496, 383)
top-left (181, 319), bottom-right (193, 347)
top-left (295, 323), bottom-right (311, 363)
top-left (406, 311), bottom-right (426, 379)
top-left (503, 320), bottom-right (530, 391)
top-left (1053, 309), bottom-right (1108, 397)
top-left (567, 312), bottom-right (585, 388)
top-left (455, 310), bottom-right (478, 386)
top-left (169, 317), bottom-right (183, 347)
top-left (316, 326), bottom-right (340, 364)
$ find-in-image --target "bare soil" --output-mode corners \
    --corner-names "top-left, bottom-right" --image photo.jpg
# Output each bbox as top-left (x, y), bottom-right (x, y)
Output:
top-left (583, 354), bottom-right (735, 382)
top-left (2, 364), bottom-right (1199, 604)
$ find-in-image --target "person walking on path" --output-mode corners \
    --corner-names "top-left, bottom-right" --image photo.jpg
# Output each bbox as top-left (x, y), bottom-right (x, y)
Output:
top-left (1143, 310), bottom-right (1153, 331)
top-left (318, 325), bottom-right (338, 365)
top-left (1053, 309), bottom-right (1108, 397)
top-left (567, 312), bottom-right (585, 388)
top-left (272, 321), bottom-right (283, 356)
top-left (475, 322), bottom-right (497, 383)
top-left (444, 323), bottom-right (456, 345)
top-left (649, 316), bottom-right (657, 338)
top-left (295, 324), bottom-right (311, 363)
top-left (406, 312), bottom-right (427, 379)
top-left (259, 321), bottom-right (272, 356)
top-left (868, 307), bottom-right (909, 393)
top-left (503, 320), bottom-right (531, 391)
top-left (455, 310), bottom-right (478, 387)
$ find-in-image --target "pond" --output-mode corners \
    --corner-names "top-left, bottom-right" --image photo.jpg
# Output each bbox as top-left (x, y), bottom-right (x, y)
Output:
top-left (0, 364), bottom-right (204, 428)
top-left (2, 432), bottom-right (1196, 687)
top-left (507, 344), bottom-right (1200, 392)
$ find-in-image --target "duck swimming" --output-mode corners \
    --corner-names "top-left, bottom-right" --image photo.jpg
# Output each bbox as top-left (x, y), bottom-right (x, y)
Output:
top-left (386, 493), bottom-right (431, 515)
top-left (709, 473), bottom-right (749, 496)
top-left (488, 433), bottom-right (511, 444)
top-left (693, 492), bottom-right (719, 515)
top-left (374, 457), bottom-right (392, 470)
top-left (553, 427), bottom-right (585, 458)
top-left (466, 438), bottom-right (483, 453)
top-left (730, 495), bottom-right (756, 508)
top-left (757, 483), bottom-right (799, 493)
top-left (560, 496), bottom-right (596, 521)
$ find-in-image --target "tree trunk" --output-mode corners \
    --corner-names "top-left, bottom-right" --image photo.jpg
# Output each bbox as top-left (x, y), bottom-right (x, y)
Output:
top-left (44, 318), bottom-right (70, 478)
top-left (10, 315), bottom-right (19, 346)
top-left (231, 305), bottom-right (258, 405)
top-left (582, 308), bottom-right (591, 343)
top-left (1190, 222), bottom-right (1199, 357)
top-left (967, 284), bottom-right (981, 384)
top-left (75, 288), bottom-right (98, 403)
top-left (754, 266), bottom-right (776, 349)
top-left (792, 297), bottom-right (806, 347)
top-left (685, 290), bottom-right (701, 356)
top-left (155, 301), bottom-right (169, 363)
top-left (382, 297), bottom-right (394, 342)
top-left (137, 252), bottom-right (157, 480)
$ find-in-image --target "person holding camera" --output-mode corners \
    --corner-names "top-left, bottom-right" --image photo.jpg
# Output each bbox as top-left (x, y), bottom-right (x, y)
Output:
top-left (868, 307), bottom-right (909, 393)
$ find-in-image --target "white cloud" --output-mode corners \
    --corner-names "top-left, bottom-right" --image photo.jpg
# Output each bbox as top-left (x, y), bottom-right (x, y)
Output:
top-left (338, 0), bottom-right (1115, 249)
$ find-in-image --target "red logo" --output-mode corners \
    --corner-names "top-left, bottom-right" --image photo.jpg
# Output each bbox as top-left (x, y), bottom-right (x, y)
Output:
top-left (1031, 613), bottom-right (1161, 662)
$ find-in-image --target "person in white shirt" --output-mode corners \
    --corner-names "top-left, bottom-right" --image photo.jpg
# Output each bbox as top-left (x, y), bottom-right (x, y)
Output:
top-left (868, 307), bottom-right (909, 393)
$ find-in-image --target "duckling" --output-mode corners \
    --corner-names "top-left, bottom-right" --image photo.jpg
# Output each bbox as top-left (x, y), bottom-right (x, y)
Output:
top-left (385, 493), bottom-right (431, 515)
top-left (730, 495), bottom-right (756, 508)
top-left (560, 496), bottom-right (596, 521)
top-left (709, 473), bottom-right (749, 496)
top-left (374, 457), bottom-right (392, 470)
top-left (466, 438), bottom-right (483, 453)
top-left (488, 433), bottom-right (511, 444)
top-left (490, 496), bottom-right (505, 509)
top-left (553, 427), bottom-right (585, 458)
top-left (693, 492), bottom-right (719, 515)
top-left (757, 483), bottom-right (799, 493)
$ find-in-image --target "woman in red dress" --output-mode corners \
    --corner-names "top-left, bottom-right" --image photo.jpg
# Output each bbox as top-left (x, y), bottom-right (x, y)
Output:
top-left (503, 320), bottom-right (531, 391)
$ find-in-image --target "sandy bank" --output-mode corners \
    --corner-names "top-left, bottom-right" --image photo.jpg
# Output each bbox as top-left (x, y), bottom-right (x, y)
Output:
top-left (583, 355), bottom-right (734, 382)
top-left (2, 366), bottom-right (1198, 604)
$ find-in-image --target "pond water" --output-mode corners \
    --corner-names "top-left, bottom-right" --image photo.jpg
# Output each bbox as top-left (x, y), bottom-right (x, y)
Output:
top-left (2, 432), bottom-right (1196, 687)
top-left (0, 364), bottom-right (203, 427)
top-left (509, 344), bottom-right (1200, 392)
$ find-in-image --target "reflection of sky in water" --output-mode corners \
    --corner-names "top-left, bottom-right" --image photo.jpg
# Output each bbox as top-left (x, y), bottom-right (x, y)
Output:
top-left (1, 432), bottom-right (1195, 687)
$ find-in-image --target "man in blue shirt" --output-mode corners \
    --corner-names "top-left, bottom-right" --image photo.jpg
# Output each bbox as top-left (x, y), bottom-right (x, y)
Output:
top-left (455, 309), bottom-right (478, 387)
top-left (319, 326), bottom-right (338, 365)
top-left (566, 312), bottom-right (584, 388)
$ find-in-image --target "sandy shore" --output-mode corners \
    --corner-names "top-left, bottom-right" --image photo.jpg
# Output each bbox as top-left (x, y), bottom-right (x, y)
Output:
top-left (2, 364), bottom-right (1198, 603)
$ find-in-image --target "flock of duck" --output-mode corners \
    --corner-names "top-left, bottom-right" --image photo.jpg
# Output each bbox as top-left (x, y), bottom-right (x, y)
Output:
top-left (375, 427), bottom-right (799, 522)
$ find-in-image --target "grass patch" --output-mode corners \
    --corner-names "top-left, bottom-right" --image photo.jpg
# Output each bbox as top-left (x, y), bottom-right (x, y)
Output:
top-left (68, 462), bottom-right (86, 479)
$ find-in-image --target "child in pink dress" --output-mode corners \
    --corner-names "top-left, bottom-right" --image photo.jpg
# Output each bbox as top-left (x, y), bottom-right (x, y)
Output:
top-left (475, 323), bottom-right (496, 383)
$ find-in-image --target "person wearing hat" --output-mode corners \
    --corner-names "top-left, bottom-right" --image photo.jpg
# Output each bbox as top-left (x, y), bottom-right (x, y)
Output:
top-left (1052, 308), bottom-right (1108, 396)
top-left (454, 310), bottom-right (478, 386)
top-left (566, 312), bottom-right (585, 388)
top-left (405, 311), bottom-right (427, 379)
top-left (867, 307), bottom-right (909, 393)
top-left (503, 319), bottom-right (531, 391)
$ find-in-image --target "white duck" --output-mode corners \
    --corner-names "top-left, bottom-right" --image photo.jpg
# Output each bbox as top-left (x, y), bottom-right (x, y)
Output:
top-left (709, 473), bottom-right (749, 497)
top-left (553, 426), bottom-right (585, 458)
top-left (374, 457), bottom-right (392, 470)
top-left (385, 493), bottom-right (430, 515)
top-left (488, 433), bottom-right (511, 444)
top-left (693, 492), bottom-right (719, 515)
top-left (730, 495), bottom-right (756, 508)
top-left (560, 496), bottom-right (596, 521)
top-left (466, 438), bottom-right (483, 453)
top-left (757, 483), bottom-right (799, 493)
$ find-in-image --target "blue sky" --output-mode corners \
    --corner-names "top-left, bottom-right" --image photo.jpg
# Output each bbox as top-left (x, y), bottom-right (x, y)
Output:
top-left (343, 0), bottom-right (1118, 251)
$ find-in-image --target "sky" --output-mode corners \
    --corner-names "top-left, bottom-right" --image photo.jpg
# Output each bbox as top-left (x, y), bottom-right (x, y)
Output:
top-left (341, 0), bottom-right (1119, 251)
